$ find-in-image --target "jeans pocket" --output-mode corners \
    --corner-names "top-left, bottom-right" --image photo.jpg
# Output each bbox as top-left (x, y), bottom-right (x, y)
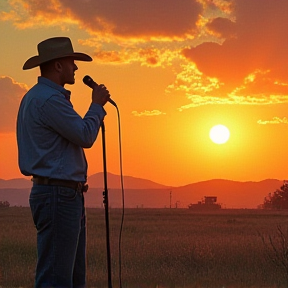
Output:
top-left (29, 187), bottom-right (52, 232)
top-left (57, 187), bottom-right (82, 223)
top-left (58, 187), bottom-right (78, 201)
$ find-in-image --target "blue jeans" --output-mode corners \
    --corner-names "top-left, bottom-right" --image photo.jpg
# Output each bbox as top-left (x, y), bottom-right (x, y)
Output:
top-left (29, 184), bottom-right (86, 288)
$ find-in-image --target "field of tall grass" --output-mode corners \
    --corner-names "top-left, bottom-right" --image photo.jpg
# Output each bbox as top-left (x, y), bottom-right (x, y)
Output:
top-left (1, 207), bottom-right (288, 288)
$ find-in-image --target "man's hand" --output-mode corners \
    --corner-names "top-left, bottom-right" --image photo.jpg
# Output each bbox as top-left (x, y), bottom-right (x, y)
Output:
top-left (92, 84), bottom-right (111, 106)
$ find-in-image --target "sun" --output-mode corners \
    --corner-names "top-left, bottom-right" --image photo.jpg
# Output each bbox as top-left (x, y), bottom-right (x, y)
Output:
top-left (209, 125), bottom-right (230, 144)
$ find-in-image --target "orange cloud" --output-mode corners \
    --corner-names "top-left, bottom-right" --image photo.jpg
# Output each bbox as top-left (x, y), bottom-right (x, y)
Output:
top-left (61, 0), bottom-right (202, 39)
top-left (92, 47), bottom-right (181, 67)
top-left (230, 70), bottom-right (288, 97)
top-left (183, 0), bottom-right (288, 87)
top-left (0, 76), bottom-right (28, 133)
top-left (166, 63), bottom-right (288, 110)
top-left (257, 117), bottom-right (288, 125)
top-left (132, 110), bottom-right (166, 117)
top-left (0, 0), bottom-right (204, 67)
top-left (2, 0), bottom-right (288, 110)
top-left (0, 0), bottom-right (230, 69)
top-left (164, 0), bottom-right (288, 109)
top-left (0, 0), bottom-right (78, 29)
top-left (2, 0), bottom-right (202, 38)
top-left (196, 0), bottom-right (234, 14)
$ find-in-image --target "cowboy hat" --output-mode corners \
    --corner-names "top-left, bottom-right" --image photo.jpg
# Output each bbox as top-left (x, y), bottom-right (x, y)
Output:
top-left (23, 37), bottom-right (92, 70)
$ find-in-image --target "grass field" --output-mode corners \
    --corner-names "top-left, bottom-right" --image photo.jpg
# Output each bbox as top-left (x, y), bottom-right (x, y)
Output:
top-left (1, 207), bottom-right (288, 288)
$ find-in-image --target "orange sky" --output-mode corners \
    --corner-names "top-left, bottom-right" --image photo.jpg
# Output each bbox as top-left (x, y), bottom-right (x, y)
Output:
top-left (0, 0), bottom-right (288, 187)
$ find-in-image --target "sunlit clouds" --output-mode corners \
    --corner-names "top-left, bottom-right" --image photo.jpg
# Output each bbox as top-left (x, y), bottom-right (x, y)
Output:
top-left (0, 0), bottom-right (79, 29)
top-left (1, 0), bottom-right (202, 38)
top-left (2, 0), bottom-right (288, 108)
top-left (132, 110), bottom-right (166, 117)
top-left (1, 0), bottom-right (288, 119)
top-left (90, 47), bottom-right (181, 67)
top-left (257, 117), bottom-right (288, 125)
top-left (0, 76), bottom-right (27, 133)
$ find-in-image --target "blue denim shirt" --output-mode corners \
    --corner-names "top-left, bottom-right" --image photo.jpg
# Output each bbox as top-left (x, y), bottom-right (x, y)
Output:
top-left (17, 77), bottom-right (106, 182)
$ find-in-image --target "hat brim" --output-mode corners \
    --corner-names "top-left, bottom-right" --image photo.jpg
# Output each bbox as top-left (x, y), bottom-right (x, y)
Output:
top-left (23, 52), bottom-right (92, 70)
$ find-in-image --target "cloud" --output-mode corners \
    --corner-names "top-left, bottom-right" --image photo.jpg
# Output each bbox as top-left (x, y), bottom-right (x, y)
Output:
top-left (165, 0), bottom-right (288, 109)
top-left (0, 0), bottom-right (78, 29)
top-left (0, 0), bottom-right (203, 68)
top-left (1, 0), bottom-right (202, 38)
top-left (206, 17), bottom-right (236, 39)
top-left (90, 47), bottom-right (181, 67)
top-left (166, 63), bottom-right (288, 110)
top-left (0, 0), bottom-right (231, 67)
top-left (61, 0), bottom-right (203, 39)
top-left (257, 117), bottom-right (288, 125)
top-left (132, 110), bottom-right (166, 117)
top-left (2, 0), bottom-right (288, 109)
top-left (0, 76), bottom-right (28, 133)
top-left (178, 94), bottom-right (288, 111)
top-left (182, 0), bottom-right (288, 86)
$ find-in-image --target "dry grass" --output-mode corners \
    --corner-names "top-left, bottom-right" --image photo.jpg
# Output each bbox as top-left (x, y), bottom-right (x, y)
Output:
top-left (1, 207), bottom-right (288, 288)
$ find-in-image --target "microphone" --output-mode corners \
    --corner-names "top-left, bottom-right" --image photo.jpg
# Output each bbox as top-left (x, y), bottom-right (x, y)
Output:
top-left (83, 75), bottom-right (117, 107)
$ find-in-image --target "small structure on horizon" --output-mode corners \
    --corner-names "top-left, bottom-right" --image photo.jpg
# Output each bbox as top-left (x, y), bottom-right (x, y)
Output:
top-left (188, 196), bottom-right (221, 210)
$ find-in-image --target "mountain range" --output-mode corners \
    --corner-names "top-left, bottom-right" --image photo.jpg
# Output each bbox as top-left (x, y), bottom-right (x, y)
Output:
top-left (0, 173), bottom-right (284, 209)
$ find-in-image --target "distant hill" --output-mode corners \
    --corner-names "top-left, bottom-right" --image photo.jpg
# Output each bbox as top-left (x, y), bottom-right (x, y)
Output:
top-left (0, 172), bottom-right (172, 190)
top-left (0, 178), bottom-right (32, 189)
top-left (0, 174), bottom-right (284, 209)
top-left (87, 172), bottom-right (173, 189)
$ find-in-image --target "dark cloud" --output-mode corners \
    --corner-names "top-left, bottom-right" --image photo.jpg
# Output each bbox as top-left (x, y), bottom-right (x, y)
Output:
top-left (3, 0), bottom-right (203, 39)
top-left (206, 17), bottom-right (236, 39)
top-left (60, 0), bottom-right (203, 38)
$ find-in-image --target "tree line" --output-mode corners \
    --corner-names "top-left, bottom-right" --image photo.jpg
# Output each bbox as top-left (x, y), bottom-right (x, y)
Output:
top-left (263, 182), bottom-right (288, 209)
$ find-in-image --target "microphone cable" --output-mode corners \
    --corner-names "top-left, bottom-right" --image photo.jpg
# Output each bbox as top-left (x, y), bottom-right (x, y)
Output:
top-left (115, 105), bottom-right (125, 288)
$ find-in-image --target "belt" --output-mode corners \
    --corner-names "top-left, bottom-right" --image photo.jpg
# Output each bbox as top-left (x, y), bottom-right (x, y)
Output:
top-left (32, 176), bottom-right (88, 192)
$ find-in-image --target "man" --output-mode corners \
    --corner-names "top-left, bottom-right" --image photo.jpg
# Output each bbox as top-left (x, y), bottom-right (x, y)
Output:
top-left (16, 37), bottom-right (110, 287)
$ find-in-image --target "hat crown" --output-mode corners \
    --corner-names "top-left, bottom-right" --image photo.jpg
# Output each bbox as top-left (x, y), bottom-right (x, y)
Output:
top-left (38, 37), bottom-right (74, 62)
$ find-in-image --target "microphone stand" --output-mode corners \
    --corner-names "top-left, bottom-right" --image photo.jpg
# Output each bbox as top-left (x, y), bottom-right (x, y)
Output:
top-left (101, 121), bottom-right (113, 288)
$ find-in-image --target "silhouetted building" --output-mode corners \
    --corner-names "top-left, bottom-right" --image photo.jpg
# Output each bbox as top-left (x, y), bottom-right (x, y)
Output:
top-left (188, 196), bottom-right (221, 210)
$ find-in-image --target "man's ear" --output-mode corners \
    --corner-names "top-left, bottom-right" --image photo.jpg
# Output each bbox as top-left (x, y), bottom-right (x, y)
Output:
top-left (55, 61), bottom-right (62, 72)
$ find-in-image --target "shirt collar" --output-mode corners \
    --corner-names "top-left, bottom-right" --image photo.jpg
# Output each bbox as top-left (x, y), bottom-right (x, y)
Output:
top-left (38, 76), bottom-right (71, 99)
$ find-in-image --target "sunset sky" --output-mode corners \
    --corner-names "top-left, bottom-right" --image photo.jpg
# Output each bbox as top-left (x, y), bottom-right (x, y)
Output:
top-left (0, 0), bottom-right (288, 187)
